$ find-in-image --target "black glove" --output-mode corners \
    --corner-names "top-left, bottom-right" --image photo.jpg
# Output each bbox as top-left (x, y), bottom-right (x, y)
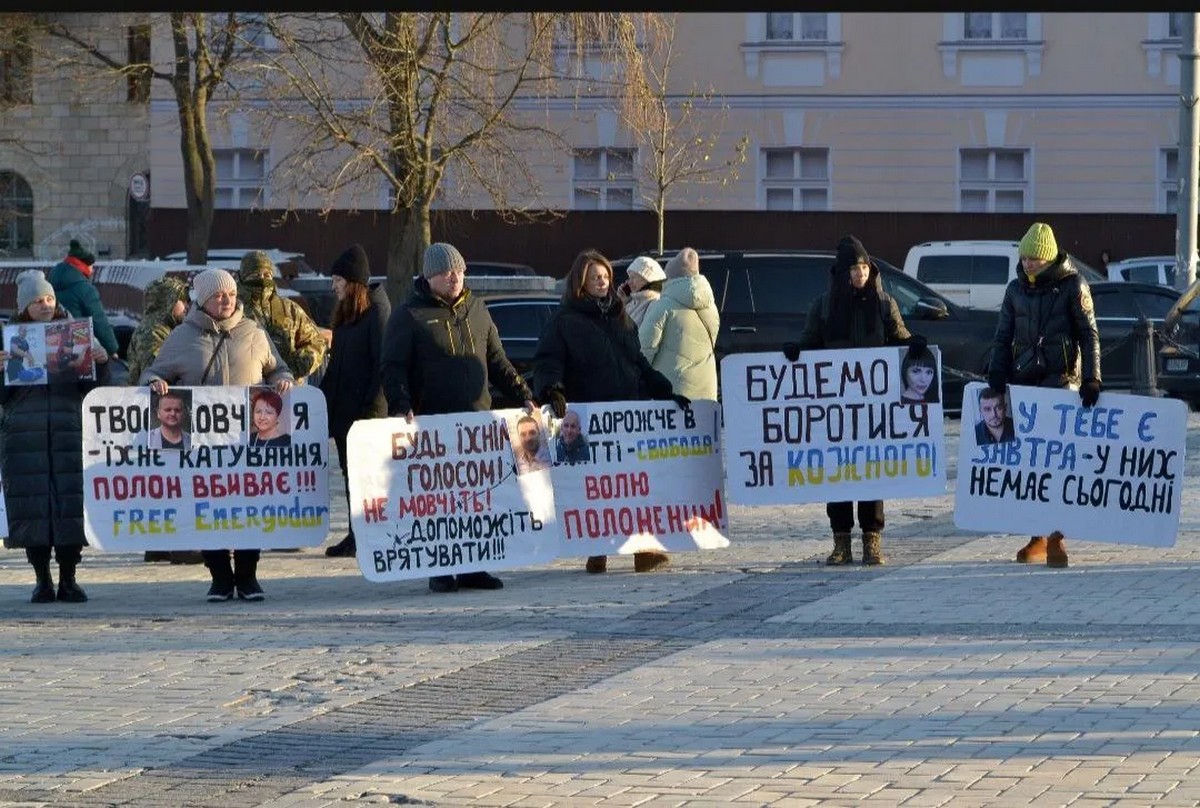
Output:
top-left (988, 371), bottom-right (1006, 397)
top-left (1079, 379), bottom-right (1101, 408)
top-left (783, 342), bottom-right (801, 362)
top-left (671, 393), bottom-right (691, 411)
top-left (907, 333), bottom-right (928, 353)
top-left (542, 386), bottom-right (564, 420)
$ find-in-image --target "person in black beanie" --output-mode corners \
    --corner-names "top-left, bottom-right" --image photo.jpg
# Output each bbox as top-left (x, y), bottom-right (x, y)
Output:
top-left (781, 234), bottom-right (927, 567)
top-left (320, 244), bottom-right (391, 558)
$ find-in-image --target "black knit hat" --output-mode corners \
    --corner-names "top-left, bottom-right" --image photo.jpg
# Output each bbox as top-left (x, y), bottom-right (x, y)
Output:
top-left (68, 238), bottom-right (95, 266)
top-left (833, 235), bottom-right (869, 274)
top-left (330, 243), bottom-right (370, 285)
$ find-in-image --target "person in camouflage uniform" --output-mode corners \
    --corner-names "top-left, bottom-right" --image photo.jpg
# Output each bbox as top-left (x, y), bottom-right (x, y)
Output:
top-left (236, 251), bottom-right (327, 384)
top-left (125, 275), bottom-right (190, 385)
top-left (126, 274), bottom-right (202, 566)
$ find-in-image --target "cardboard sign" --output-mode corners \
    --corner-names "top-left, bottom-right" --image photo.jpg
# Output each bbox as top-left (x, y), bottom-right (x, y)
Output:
top-left (3, 319), bottom-right (95, 386)
top-left (82, 385), bottom-right (330, 550)
top-left (720, 348), bottom-right (947, 505)
top-left (954, 382), bottom-right (1186, 546)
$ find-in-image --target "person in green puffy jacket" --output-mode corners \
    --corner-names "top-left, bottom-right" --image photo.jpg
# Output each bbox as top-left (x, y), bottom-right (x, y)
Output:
top-left (47, 238), bottom-right (120, 357)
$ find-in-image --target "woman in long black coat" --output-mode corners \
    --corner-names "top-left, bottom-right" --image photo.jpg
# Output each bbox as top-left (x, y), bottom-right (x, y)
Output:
top-left (534, 248), bottom-right (686, 575)
top-left (0, 270), bottom-right (110, 603)
top-left (319, 244), bottom-right (391, 558)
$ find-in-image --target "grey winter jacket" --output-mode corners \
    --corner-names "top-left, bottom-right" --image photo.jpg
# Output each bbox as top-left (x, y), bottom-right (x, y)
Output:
top-left (138, 303), bottom-right (294, 387)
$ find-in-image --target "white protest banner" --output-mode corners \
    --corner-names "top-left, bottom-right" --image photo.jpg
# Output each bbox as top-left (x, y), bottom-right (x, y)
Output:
top-left (3, 318), bottom-right (95, 386)
top-left (954, 382), bottom-right (1185, 546)
top-left (82, 385), bottom-right (330, 550)
top-left (720, 348), bottom-right (947, 505)
top-left (549, 399), bottom-right (729, 556)
top-left (347, 409), bottom-right (559, 583)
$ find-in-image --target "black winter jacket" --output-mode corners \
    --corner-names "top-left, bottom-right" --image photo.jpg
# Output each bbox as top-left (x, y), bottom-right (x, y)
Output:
top-left (0, 307), bottom-right (110, 549)
top-left (381, 278), bottom-right (531, 416)
top-left (320, 282), bottom-right (391, 440)
top-left (534, 292), bottom-right (674, 403)
top-left (989, 253), bottom-right (1101, 389)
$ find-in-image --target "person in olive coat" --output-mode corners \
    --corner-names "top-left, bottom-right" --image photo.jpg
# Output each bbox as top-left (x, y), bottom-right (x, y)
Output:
top-left (320, 244), bottom-right (391, 558)
top-left (533, 248), bottom-right (689, 575)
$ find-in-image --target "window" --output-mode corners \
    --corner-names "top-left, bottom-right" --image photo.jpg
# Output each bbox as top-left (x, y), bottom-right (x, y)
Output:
top-left (127, 25), bottom-right (151, 104)
top-left (0, 29), bottom-right (32, 104)
top-left (765, 13), bottom-right (829, 41)
top-left (0, 171), bottom-right (33, 256)
top-left (959, 148), bottom-right (1028, 212)
top-left (572, 148), bottom-right (636, 211)
top-left (1162, 148), bottom-right (1179, 213)
top-left (762, 148), bottom-right (829, 211)
top-left (1169, 12), bottom-right (1185, 38)
top-left (214, 148), bottom-right (266, 209)
top-left (745, 257), bottom-right (831, 315)
top-left (486, 301), bottom-right (556, 342)
top-left (963, 13), bottom-right (1028, 40)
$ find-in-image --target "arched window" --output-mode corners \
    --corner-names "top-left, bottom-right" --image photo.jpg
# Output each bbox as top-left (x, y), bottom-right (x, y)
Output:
top-left (0, 171), bottom-right (32, 256)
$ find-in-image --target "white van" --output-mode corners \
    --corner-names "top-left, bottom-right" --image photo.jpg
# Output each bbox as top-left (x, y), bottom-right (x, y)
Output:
top-left (902, 240), bottom-right (1105, 310)
top-left (1105, 255), bottom-right (1178, 286)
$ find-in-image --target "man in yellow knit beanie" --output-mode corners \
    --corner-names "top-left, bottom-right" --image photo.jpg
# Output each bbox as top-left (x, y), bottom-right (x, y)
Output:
top-left (986, 222), bottom-right (1102, 569)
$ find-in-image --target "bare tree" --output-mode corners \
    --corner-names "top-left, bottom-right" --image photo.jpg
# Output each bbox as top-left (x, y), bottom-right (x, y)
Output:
top-left (44, 13), bottom-right (255, 264)
top-left (616, 14), bottom-right (748, 254)
top-left (256, 12), bottom-right (660, 303)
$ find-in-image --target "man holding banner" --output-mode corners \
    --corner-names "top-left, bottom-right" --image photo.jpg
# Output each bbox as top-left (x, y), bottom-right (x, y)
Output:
top-left (781, 235), bottom-right (926, 566)
top-left (987, 222), bottom-right (1101, 567)
top-left (381, 242), bottom-right (537, 594)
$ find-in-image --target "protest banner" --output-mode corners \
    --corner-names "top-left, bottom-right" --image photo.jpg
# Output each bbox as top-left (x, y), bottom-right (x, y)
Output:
top-left (3, 318), bottom-right (95, 386)
top-left (82, 385), bottom-right (330, 551)
top-left (954, 382), bottom-right (1186, 546)
top-left (347, 409), bottom-right (560, 583)
top-left (549, 399), bottom-right (729, 556)
top-left (720, 348), bottom-right (947, 505)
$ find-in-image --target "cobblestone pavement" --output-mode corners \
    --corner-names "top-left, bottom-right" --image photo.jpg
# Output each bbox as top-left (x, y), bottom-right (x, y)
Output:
top-left (2, 416), bottom-right (1200, 807)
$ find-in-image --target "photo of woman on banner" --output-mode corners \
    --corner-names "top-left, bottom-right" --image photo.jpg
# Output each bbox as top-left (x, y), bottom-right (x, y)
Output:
top-left (898, 346), bottom-right (939, 404)
top-left (974, 385), bottom-right (1016, 446)
top-left (5, 323), bottom-right (44, 384)
top-left (511, 411), bottom-right (551, 475)
top-left (248, 386), bottom-right (291, 447)
top-left (553, 408), bottom-right (590, 465)
top-left (146, 388), bottom-right (193, 451)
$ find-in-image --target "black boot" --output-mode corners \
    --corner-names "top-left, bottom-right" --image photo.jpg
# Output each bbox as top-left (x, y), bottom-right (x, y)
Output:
top-left (428, 575), bottom-right (458, 593)
top-left (203, 550), bottom-right (235, 602)
top-left (26, 547), bottom-right (54, 604)
top-left (233, 550), bottom-right (264, 601)
top-left (456, 570), bottom-right (503, 590)
top-left (55, 547), bottom-right (87, 603)
top-left (324, 533), bottom-right (356, 557)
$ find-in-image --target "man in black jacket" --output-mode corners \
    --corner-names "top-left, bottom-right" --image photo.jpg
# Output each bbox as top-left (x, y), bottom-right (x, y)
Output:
top-left (380, 242), bottom-right (536, 593)
top-left (988, 222), bottom-right (1102, 568)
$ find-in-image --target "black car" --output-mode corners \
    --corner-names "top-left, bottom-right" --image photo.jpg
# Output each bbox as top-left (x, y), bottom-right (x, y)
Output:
top-left (483, 292), bottom-right (560, 407)
top-left (611, 250), bottom-right (999, 413)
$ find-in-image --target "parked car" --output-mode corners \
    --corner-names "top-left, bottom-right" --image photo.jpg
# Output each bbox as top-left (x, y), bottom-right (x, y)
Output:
top-left (1105, 255), bottom-right (1181, 286)
top-left (466, 261), bottom-right (538, 277)
top-left (609, 249), bottom-right (1000, 413)
top-left (160, 249), bottom-right (310, 278)
top-left (482, 293), bottom-right (560, 408)
top-left (902, 240), bottom-right (1105, 310)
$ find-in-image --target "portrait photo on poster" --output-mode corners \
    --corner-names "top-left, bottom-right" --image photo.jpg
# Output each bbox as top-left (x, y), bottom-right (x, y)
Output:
top-left (898, 345), bottom-right (940, 405)
top-left (45, 319), bottom-right (96, 384)
top-left (510, 409), bottom-right (552, 475)
top-left (248, 386), bottom-right (291, 447)
top-left (974, 384), bottom-right (1016, 446)
top-left (552, 406), bottom-right (591, 466)
top-left (146, 388), bottom-right (193, 451)
top-left (4, 321), bottom-right (47, 385)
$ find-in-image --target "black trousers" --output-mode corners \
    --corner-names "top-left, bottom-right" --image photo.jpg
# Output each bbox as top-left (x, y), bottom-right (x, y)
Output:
top-left (335, 431), bottom-right (354, 540)
top-left (25, 545), bottom-right (82, 566)
top-left (827, 500), bottom-right (884, 533)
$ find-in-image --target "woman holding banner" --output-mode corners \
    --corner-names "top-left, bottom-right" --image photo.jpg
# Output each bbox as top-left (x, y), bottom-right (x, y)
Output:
top-left (781, 235), bottom-right (926, 567)
top-left (140, 268), bottom-right (295, 602)
top-left (534, 248), bottom-right (689, 575)
top-left (0, 270), bottom-right (110, 604)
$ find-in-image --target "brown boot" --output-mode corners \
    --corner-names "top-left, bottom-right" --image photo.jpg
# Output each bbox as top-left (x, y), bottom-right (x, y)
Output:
top-left (585, 555), bottom-right (607, 574)
top-left (826, 531), bottom-right (853, 565)
top-left (633, 551), bottom-right (670, 572)
top-left (1016, 536), bottom-right (1047, 563)
top-left (1046, 531), bottom-right (1068, 568)
top-left (862, 531), bottom-right (886, 566)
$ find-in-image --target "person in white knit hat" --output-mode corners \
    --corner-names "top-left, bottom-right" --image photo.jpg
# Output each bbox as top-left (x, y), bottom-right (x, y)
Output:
top-left (617, 255), bottom-right (666, 327)
top-left (140, 267), bottom-right (295, 603)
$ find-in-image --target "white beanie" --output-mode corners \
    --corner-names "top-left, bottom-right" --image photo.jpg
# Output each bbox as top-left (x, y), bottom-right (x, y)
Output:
top-left (190, 268), bottom-right (237, 306)
top-left (664, 247), bottom-right (700, 279)
top-left (16, 269), bottom-right (55, 313)
top-left (422, 242), bottom-right (467, 279)
top-left (626, 256), bottom-right (666, 283)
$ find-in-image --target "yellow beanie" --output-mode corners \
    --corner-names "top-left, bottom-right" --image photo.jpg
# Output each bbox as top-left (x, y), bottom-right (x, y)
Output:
top-left (1019, 222), bottom-right (1058, 261)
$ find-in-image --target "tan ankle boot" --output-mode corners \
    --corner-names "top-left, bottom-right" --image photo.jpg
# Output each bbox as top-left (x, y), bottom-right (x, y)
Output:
top-left (1046, 531), bottom-right (1068, 568)
top-left (826, 532), bottom-right (853, 565)
top-left (1016, 536), bottom-right (1047, 563)
top-left (862, 531), bottom-right (885, 566)
top-left (633, 551), bottom-right (670, 572)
